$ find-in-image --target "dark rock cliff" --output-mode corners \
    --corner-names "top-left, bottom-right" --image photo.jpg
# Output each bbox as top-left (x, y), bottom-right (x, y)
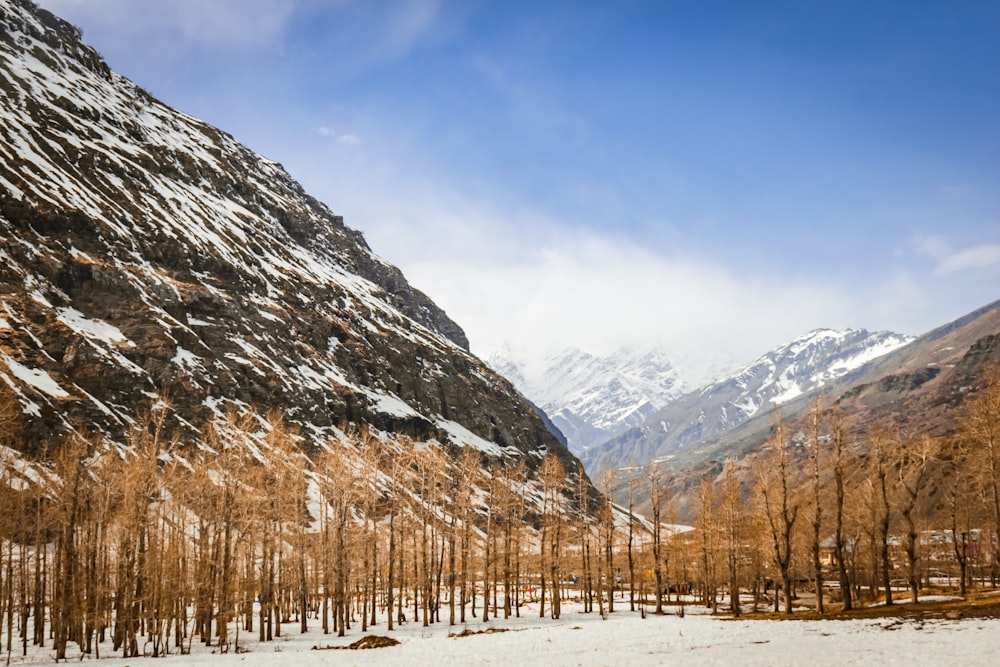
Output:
top-left (0, 0), bottom-right (581, 482)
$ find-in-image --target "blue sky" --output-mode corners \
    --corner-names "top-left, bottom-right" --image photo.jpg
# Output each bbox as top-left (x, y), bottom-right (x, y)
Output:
top-left (37, 0), bottom-right (1000, 374)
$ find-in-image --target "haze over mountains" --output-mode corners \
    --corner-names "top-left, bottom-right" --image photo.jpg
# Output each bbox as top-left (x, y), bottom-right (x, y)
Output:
top-left (487, 345), bottom-right (692, 454)
top-left (488, 299), bottom-right (1000, 521)
top-left (490, 328), bottom-right (913, 460)
top-left (489, 306), bottom-right (1000, 517)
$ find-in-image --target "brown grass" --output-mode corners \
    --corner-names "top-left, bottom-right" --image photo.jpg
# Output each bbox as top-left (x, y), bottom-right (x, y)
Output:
top-left (716, 589), bottom-right (1000, 622)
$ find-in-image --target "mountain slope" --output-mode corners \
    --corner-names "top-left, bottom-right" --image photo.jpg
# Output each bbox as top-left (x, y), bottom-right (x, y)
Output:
top-left (661, 300), bottom-right (1000, 521)
top-left (831, 299), bottom-right (1000, 436)
top-left (582, 328), bottom-right (913, 474)
top-left (0, 0), bottom-right (580, 486)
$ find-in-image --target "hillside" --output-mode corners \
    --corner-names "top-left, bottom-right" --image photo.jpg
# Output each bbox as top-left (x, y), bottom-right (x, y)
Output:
top-left (0, 0), bottom-right (582, 488)
top-left (634, 300), bottom-right (1000, 521)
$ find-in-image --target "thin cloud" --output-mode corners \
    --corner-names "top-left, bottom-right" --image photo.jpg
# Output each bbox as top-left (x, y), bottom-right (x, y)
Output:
top-left (402, 227), bottom-right (861, 374)
top-left (37, 0), bottom-right (297, 50)
top-left (936, 244), bottom-right (1000, 275)
top-left (316, 127), bottom-right (361, 145)
top-left (291, 146), bottom-right (935, 377)
top-left (379, 0), bottom-right (442, 62)
top-left (304, 0), bottom-right (446, 76)
top-left (911, 233), bottom-right (950, 259)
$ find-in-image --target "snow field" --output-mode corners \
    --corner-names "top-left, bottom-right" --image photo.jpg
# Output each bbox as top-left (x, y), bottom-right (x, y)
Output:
top-left (10, 600), bottom-right (1000, 666)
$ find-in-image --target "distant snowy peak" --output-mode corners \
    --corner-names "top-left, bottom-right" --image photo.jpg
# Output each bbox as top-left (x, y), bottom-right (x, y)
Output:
top-left (486, 345), bottom-right (688, 454)
top-left (711, 328), bottom-right (915, 411)
top-left (581, 327), bottom-right (915, 475)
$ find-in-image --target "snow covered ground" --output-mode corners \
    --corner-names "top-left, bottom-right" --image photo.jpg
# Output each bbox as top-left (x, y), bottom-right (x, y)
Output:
top-left (9, 600), bottom-right (1000, 666)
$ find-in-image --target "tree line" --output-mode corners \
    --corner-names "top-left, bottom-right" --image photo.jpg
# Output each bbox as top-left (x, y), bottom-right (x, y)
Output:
top-left (0, 393), bottom-right (659, 661)
top-left (680, 367), bottom-right (1000, 616)
top-left (0, 367), bottom-right (997, 660)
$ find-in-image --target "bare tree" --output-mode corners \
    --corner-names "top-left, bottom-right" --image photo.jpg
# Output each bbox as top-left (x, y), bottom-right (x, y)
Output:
top-left (720, 460), bottom-right (744, 616)
top-left (872, 430), bottom-right (895, 605)
top-left (697, 475), bottom-right (719, 613)
top-left (946, 434), bottom-right (975, 596)
top-left (266, 412), bottom-right (309, 635)
top-left (539, 454), bottom-right (566, 619)
top-left (645, 460), bottom-right (667, 614)
top-left (598, 467), bottom-right (618, 615)
top-left (455, 447), bottom-right (478, 624)
top-left (755, 414), bottom-right (799, 614)
top-left (964, 366), bottom-right (1000, 582)
top-left (829, 406), bottom-right (853, 610)
top-left (49, 433), bottom-right (95, 660)
top-left (316, 440), bottom-right (357, 637)
top-left (626, 469), bottom-right (638, 611)
top-left (806, 397), bottom-right (825, 614)
top-left (895, 434), bottom-right (937, 604)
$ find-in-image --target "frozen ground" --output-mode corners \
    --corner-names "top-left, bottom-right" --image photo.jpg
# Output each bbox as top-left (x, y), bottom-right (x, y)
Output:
top-left (8, 599), bottom-right (1000, 666)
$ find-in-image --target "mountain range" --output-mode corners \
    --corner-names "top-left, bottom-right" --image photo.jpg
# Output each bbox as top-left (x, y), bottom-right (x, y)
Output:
top-left (490, 305), bottom-right (998, 519)
top-left (581, 327), bottom-right (913, 474)
top-left (487, 345), bottom-right (690, 454)
top-left (2, 0), bottom-right (997, 530)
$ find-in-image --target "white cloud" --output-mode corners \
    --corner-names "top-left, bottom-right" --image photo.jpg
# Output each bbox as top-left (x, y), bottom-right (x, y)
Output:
top-left (37, 0), bottom-right (297, 50)
top-left (316, 127), bottom-right (361, 144)
top-left (911, 233), bottom-right (950, 259)
top-left (289, 141), bottom-right (934, 378)
top-left (935, 244), bottom-right (1000, 275)
top-left (399, 225), bottom-right (862, 373)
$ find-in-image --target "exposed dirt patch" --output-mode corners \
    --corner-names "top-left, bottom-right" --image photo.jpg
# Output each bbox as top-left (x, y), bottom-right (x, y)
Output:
top-left (449, 626), bottom-right (516, 638)
top-left (311, 634), bottom-right (400, 650)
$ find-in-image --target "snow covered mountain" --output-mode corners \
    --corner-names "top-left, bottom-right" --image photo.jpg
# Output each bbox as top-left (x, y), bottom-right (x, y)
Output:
top-left (0, 0), bottom-right (582, 499)
top-left (581, 328), bottom-right (914, 474)
top-left (487, 345), bottom-right (693, 454)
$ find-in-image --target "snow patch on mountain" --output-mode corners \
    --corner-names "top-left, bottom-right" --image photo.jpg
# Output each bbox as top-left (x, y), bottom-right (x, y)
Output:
top-left (719, 328), bottom-right (916, 415)
top-left (2, 354), bottom-right (70, 399)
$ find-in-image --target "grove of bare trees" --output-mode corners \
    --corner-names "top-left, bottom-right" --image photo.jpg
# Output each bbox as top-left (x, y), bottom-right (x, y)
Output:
top-left (1, 366), bottom-right (999, 662)
top-left (688, 367), bottom-right (1000, 614)
top-left (0, 391), bottom-right (626, 660)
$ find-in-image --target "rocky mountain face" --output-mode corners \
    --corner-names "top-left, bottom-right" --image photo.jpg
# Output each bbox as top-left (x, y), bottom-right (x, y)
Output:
top-left (0, 0), bottom-right (583, 495)
top-left (831, 299), bottom-right (1000, 437)
top-left (487, 345), bottom-right (688, 455)
top-left (581, 327), bottom-right (913, 475)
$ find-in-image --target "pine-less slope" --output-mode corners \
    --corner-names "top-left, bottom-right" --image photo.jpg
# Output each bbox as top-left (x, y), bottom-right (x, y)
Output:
top-left (0, 0), bottom-right (577, 476)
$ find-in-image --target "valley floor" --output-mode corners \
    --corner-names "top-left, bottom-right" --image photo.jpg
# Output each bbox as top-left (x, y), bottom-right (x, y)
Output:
top-left (8, 597), bottom-right (1000, 666)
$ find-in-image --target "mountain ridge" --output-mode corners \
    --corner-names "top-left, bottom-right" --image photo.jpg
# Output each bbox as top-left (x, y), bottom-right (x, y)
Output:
top-left (0, 0), bottom-right (583, 487)
top-left (487, 344), bottom-right (688, 454)
top-left (580, 327), bottom-right (913, 474)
